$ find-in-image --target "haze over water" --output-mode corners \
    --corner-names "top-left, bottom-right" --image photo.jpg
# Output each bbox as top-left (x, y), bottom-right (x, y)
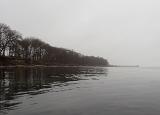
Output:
top-left (1, 67), bottom-right (160, 115)
top-left (1, 0), bottom-right (160, 66)
top-left (1, 0), bottom-right (160, 114)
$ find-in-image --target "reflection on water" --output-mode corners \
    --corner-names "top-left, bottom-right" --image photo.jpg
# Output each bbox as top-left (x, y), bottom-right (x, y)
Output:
top-left (0, 66), bottom-right (108, 113)
top-left (2, 67), bottom-right (160, 115)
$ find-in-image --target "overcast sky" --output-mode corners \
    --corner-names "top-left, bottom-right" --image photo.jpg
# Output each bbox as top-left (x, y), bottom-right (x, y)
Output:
top-left (1, 0), bottom-right (160, 66)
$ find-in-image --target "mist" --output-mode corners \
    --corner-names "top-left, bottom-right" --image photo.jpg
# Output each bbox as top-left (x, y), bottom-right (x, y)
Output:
top-left (1, 0), bottom-right (160, 66)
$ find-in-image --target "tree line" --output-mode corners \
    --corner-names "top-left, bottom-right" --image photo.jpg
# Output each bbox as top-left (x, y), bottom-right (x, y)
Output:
top-left (0, 23), bottom-right (109, 66)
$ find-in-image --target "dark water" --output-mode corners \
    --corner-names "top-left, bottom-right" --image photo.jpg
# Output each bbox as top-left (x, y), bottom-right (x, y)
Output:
top-left (1, 67), bottom-right (160, 115)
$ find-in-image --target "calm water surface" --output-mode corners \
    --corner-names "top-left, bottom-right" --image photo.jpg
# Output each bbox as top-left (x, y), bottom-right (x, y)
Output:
top-left (1, 67), bottom-right (160, 115)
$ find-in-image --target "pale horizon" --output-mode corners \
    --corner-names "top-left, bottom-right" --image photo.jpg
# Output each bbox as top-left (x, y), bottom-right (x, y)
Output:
top-left (1, 0), bottom-right (160, 66)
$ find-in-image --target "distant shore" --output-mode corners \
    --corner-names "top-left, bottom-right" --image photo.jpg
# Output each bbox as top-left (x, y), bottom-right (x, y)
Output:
top-left (0, 23), bottom-right (109, 68)
top-left (0, 65), bottom-right (109, 68)
top-left (109, 65), bottom-right (140, 67)
top-left (0, 64), bottom-right (140, 68)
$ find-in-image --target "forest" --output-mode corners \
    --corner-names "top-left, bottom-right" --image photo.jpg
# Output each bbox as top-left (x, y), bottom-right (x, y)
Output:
top-left (0, 23), bottom-right (109, 66)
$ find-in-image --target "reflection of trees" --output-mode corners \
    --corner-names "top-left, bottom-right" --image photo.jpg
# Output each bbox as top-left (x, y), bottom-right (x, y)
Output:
top-left (0, 67), bottom-right (108, 111)
top-left (0, 68), bottom-right (46, 111)
top-left (0, 69), bottom-right (5, 110)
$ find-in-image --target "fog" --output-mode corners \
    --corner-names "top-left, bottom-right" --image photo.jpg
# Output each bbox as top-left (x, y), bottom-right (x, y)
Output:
top-left (1, 0), bottom-right (160, 66)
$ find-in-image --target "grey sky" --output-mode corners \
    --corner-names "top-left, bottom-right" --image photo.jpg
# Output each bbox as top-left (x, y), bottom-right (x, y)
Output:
top-left (1, 0), bottom-right (160, 66)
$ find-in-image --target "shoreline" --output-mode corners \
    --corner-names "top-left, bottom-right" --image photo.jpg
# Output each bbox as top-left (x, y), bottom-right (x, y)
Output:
top-left (0, 65), bottom-right (140, 68)
top-left (0, 65), bottom-right (109, 68)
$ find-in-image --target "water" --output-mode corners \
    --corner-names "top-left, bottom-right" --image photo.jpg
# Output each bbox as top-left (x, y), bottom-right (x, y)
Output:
top-left (1, 67), bottom-right (160, 115)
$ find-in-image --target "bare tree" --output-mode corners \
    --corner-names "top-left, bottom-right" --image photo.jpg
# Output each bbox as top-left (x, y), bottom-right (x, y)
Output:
top-left (7, 30), bottom-right (22, 57)
top-left (0, 23), bottom-right (109, 66)
top-left (0, 23), bottom-right (10, 56)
